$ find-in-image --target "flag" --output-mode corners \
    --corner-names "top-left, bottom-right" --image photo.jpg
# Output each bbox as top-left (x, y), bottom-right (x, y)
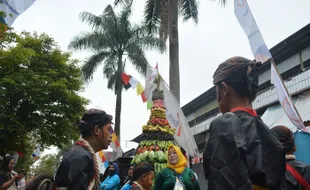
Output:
top-left (136, 83), bottom-right (144, 95)
top-left (141, 92), bottom-right (147, 103)
top-left (149, 63), bottom-right (159, 83)
top-left (0, 0), bottom-right (36, 26)
top-left (234, 0), bottom-right (307, 132)
top-left (129, 77), bottom-right (138, 89)
top-left (147, 101), bottom-right (153, 110)
top-left (16, 150), bottom-right (24, 158)
top-left (32, 147), bottom-right (41, 160)
top-left (145, 64), bottom-right (199, 157)
top-left (121, 73), bottom-right (131, 85)
top-left (12, 152), bottom-right (19, 164)
top-left (271, 64), bottom-right (308, 132)
top-left (234, 0), bottom-right (271, 63)
top-left (109, 130), bottom-right (123, 159)
top-left (96, 150), bottom-right (110, 174)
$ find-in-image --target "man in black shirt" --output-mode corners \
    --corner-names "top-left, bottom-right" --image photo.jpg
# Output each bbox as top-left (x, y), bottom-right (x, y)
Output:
top-left (55, 109), bottom-right (113, 190)
top-left (203, 57), bottom-right (285, 190)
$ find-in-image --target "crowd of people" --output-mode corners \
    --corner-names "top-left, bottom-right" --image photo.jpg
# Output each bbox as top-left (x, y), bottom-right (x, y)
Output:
top-left (0, 56), bottom-right (310, 190)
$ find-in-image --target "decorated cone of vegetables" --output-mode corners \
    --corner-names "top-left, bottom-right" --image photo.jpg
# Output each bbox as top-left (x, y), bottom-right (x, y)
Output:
top-left (131, 88), bottom-right (176, 173)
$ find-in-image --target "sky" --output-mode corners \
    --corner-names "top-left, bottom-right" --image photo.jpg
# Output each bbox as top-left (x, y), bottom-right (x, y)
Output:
top-left (11, 0), bottom-right (310, 155)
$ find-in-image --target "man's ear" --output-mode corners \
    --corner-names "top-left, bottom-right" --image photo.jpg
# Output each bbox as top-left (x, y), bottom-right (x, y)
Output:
top-left (221, 82), bottom-right (229, 96)
top-left (94, 125), bottom-right (101, 136)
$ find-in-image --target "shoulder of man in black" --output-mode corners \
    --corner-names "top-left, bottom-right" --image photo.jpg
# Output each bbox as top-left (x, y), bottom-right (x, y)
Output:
top-left (55, 145), bottom-right (94, 188)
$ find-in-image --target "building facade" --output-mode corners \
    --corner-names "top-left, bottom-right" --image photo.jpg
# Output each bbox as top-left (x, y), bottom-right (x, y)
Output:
top-left (181, 23), bottom-right (310, 153)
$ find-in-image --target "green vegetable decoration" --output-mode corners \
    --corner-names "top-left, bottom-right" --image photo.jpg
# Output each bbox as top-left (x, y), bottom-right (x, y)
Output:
top-left (131, 89), bottom-right (176, 173)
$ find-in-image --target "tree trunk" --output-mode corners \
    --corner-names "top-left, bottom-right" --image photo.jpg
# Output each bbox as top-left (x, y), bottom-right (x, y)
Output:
top-left (114, 89), bottom-right (122, 141)
top-left (114, 54), bottom-right (123, 141)
top-left (169, 0), bottom-right (180, 103)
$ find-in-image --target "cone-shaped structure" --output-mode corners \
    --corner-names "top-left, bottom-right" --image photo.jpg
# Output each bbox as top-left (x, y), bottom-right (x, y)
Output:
top-left (131, 89), bottom-right (176, 173)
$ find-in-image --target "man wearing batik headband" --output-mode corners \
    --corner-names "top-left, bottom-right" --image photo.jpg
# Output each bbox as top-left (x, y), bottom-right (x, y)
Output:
top-left (55, 109), bottom-right (113, 190)
top-left (203, 57), bottom-right (286, 190)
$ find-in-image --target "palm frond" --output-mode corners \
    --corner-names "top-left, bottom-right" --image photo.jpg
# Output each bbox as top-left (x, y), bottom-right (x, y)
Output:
top-left (68, 31), bottom-right (112, 51)
top-left (144, 0), bottom-right (161, 35)
top-left (79, 12), bottom-right (102, 30)
top-left (103, 55), bottom-right (118, 79)
top-left (179, 0), bottom-right (199, 23)
top-left (126, 43), bottom-right (148, 76)
top-left (212, 0), bottom-right (227, 6)
top-left (138, 36), bottom-right (166, 53)
top-left (103, 5), bottom-right (118, 22)
top-left (81, 51), bottom-right (111, 82)
top-left (114, 0), bottom-right (133, 6)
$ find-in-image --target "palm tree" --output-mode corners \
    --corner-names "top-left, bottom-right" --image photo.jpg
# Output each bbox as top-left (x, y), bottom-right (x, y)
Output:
top-left (115, 0), bottom-right (226, 103)
top-left (68, 5), bottom-right (165, 140)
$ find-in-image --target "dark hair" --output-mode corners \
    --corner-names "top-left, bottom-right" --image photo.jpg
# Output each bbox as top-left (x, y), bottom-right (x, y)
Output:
top-left (77, 109), bottom-right (113, 138)
top-left (129, 162), bottom-right (154, 185)
top-left (271, 125), bottom-right (295, 153)
top-left (213, 56), bottom-right (260, 102)
top-left (1, 156), bottom-right (14, 172)
top-left (25, 174), bottom-right (55, 190)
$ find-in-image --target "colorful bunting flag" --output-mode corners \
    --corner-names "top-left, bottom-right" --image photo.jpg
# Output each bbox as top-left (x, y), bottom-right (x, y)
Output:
top-left (98, 150), bottom-right (106, 162)
top-left (121, 73), bottom-right (131, 85)
top-left (141, 92), bottom-right (147, 103)
top-left (32, 147), bottom-right (41, 160)
top-left (136, 83), bottom-right (144, 95)
top-left (16, 150), bottom-right (24, 158)
top-left (147, 101), bottom-right (153, 110)
top-left (129, 77), bottom-right (138, 89)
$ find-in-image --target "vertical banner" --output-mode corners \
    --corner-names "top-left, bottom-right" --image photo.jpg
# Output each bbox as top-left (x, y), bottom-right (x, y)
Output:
top-left (271, 64), bottom-right (308, 132)
top-left (234, 0), bottom-right (271, 63)
top-left (234, 0), bottom-right (307, 132)
top-left (145, 64), bottom-right (199, 157)
top-left (0, 0), bottom-right (36, 26)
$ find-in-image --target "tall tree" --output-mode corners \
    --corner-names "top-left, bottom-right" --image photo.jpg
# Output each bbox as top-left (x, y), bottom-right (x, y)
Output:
top-left (116, 0), bottom-right (226, 103)
top-left (68, 5), bottom-right (165, 140)
top-left (0, 30), bottom-right (88, 155)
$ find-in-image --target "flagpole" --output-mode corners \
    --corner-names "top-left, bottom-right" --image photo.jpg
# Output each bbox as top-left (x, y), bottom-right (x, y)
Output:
top-left (270, 58), bottom-right (304, 125)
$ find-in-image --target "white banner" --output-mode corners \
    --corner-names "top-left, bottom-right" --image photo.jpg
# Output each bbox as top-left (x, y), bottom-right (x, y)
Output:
top-left (271, 64), bottom-right (308, 132)
top-left (234, 0), bottom-right (307, 132)
top-left (0, 0), bottom-right (36, 26)
top-left (145, 64), bottom-right (199, 157)
top-left (234, 0), bottom-right (271, 63)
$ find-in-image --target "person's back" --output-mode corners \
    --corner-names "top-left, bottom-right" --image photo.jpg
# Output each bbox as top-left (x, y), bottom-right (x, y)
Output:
top-left (271, 125), bottom-right (310, 190)
top-left (55, 145), bottom-right (94, 189)
top-left (203, 57), bottom-right (286, 190)
top-left (54, 109), bottom-right (113, 190)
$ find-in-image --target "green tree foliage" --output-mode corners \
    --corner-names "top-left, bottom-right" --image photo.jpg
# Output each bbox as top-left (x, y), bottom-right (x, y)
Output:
top-left (0, 31), bottom-right (88, 155)
top-left (69, 5), bottom-right (165, 139)
top-left (32, 154), bottom-right (58, 176)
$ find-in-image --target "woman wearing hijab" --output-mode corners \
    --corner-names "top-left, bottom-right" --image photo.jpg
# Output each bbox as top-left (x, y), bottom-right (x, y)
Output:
top-left (271, 125), bottom-right (310, 190)
top-left (0, 156), bottom-right (23, 190)
top-left (121, 164), bottom-right (135, 190)
top-left (123, 162), bottom-right (154, 190)
top-left (100, 162), bottom-right (120, 190)
top-left (203, 56), bottom-right (286, 190)
top-left (154, 145), bottom-right (200, 190)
